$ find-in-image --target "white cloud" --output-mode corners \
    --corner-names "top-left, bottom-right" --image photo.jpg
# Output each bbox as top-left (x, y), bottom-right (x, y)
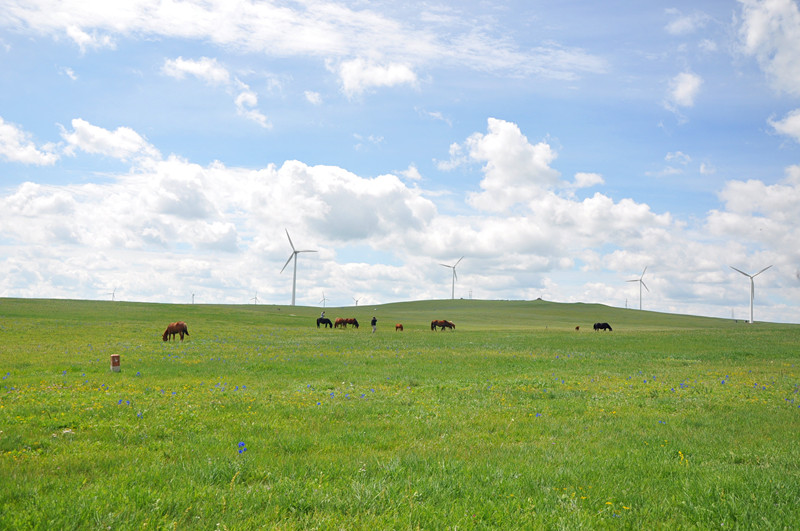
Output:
top-left (452, 118), bottom-right (561, 211)
top-left (234, 87), bottom-right (271, 129)
top-left (398, 164), bottom-right (422, 181)
top-left (738, 0), bottom-right (800, 96)
top-left (1, 1), bottom-right (605, 89)
top-left (66, 25), bottom-right (115, 53)
top-left (162, 56), bottom-right (230, 85)
top-left (572, 172), bottom-right (604, 188)
top-left (769, 108), bottom-right (800, 143)
top-left (700, 163), bottom-right (716, 175)
top-left (60, 118), bottom-right (161, 163)
top-left (162, 57), bottom-right (270, 128)
top-left (1, 117), bottom-right (798, 321)
top-left (667, 72), bottom-right (703, 109)
top-left (336, 58), bottom-right (418, 98)
top-left (304, 91), bottom-right (322, 105)
top-left (0, 117), bottom-right (60, 165)
top-left (665, 9), bottom-right (712, 35)
top-left (666, 151), bottom-right (692, 165)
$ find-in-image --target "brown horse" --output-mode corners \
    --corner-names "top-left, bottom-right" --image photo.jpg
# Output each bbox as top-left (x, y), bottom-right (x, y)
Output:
top-left (431, 320), bottom-right (455, 331)
top-left (395, 323), bottom-right (403, 331)
top-left (334, 318), bottom-right (346, 328)
top-left (163, 321), bottom-right (189, 341)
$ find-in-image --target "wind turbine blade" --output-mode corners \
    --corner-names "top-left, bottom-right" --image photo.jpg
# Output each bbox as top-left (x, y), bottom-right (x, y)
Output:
top-left (753, 265), bottom-right (773, 277)
top-left (453, 270), bottom-right (458, 281)
top-left (297, 249), bottom-right (318, 254)
top-left (455, 256), bottom-right (464, 267)
top-left (729, 266), bottom-right (750, 277)
top-left (285, 229), bottom-right (296, 251)
top-left (641, 280), bottom-right (650, 292)
top-left (439, 263), bottom-right (451, 268)
top-left (280, 254), bottom-right (294, 274)
top-left (641, 266), bottom-right (647, 277)
top-left (626, 279), bottom-right (638, 283)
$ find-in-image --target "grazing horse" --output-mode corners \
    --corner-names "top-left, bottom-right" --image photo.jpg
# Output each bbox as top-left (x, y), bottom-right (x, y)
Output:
top-left (575, 326), bottom-right (580, 331)
top-left (346, 318), bottom-right (359, 328)
top-left (317, 317), bottom-right (333, 328)
top-left (395, 323), bottom-right (403, 331)
top-left (335, 318), bottom-right (359, 329)
top-left (162, 321), bottom-right (189, 341)
top-left (431, 320), bottom-right (455, 331)
top-left (593, 322), bottom-right (612, 331)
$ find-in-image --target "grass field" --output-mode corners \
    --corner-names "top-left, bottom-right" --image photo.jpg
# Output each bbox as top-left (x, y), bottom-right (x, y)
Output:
top-left (1, 297), bottom-right (799, 529)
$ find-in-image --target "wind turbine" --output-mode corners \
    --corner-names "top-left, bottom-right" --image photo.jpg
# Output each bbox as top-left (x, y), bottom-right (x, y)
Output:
top-left (730, 265), bottom-right (772, 324)
top-left (251, 291), bottom-right (259, 304)
top-left (320, 292), bottom-right (328, 307)
top-left (627, 266), bottom-right (649, 310)
top-left (353, 296), bottom-right (360, 306)
top-left (440, 256), bottom-right (463, 300)
top-left (280, 229), bottom-right (317, 306)
top-left (106, 287), bottom-right (117, 301)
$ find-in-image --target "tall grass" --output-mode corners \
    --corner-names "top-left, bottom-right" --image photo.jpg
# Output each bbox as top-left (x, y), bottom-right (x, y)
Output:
top-left (1, 298), bottom-right (799, 528)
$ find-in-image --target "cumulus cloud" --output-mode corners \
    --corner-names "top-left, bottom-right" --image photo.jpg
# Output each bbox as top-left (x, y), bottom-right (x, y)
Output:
top-left (60, 118), bottom-right (161, 163)
top-left (441, 118), bottom-right (561, 211)
top-left (769, 108), bottom-right (800, 143)
top-left (0, 117), bottom-right (60, 165)
top-left (162, 56), bottom-right (230, 85)
top-left (738, 0), bottom-right (800, 96)
top-left (1, 117), bottom-right (797, 321)
top-left (335, 58), bottom-right (418, 98)
top-left (304, 91), bottom-right (322, 105)
top-left (667, 72), bottom-right (703, 109)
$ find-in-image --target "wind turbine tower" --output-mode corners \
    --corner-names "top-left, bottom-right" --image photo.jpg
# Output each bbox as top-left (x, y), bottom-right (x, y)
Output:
top-left (280, 229), bottom-right (317, 306)
top-left (440, 256), bottom-right (463, 300)
top-left (627, 266), bottom-right (649, 310)
top-left (730, 265), bottom-right (772, 324)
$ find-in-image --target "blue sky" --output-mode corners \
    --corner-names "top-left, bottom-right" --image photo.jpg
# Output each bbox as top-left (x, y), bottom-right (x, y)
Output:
top-left (2, 0), bottom-right (800, 322)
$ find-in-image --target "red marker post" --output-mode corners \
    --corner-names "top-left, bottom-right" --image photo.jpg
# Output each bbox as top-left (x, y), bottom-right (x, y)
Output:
top-left (110, 354), bottom-right (121, 372)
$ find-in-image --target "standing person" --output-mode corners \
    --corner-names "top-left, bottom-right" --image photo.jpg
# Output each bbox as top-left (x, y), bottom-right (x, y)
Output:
top-left (371, 316), bottom-right (377, 333)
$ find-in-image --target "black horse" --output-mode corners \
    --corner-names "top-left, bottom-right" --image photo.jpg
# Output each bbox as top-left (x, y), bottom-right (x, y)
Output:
top-left (593, 322), bottom-right (612, 331)
top-left (317, 317), bottom-right (333, 329)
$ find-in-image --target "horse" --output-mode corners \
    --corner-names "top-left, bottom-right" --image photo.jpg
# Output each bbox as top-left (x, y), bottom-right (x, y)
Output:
top-left (346, 318), bottom-right (359, 328)
top-left (575, 326), bottom-right (580, 331)
top-left (162, 321), bottom-right (189, 341)
top-left (431, 320), bottom-right (455, 331)
top-left (334, 317), bottom-right (346, 328)
top-left (395, 323), bottom-right (403, 331)
top-left (317, 317), bottom-right (333, 328)
top-left (593, 322), bottom-right (612, 331)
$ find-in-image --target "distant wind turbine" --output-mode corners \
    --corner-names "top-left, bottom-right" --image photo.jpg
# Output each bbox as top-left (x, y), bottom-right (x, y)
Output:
top-left (320, 292), bottom-right (328, 307)
top-left (106, 287), bottom-right (117, 301)
top-left (627, 266), bottom-right (649, 310)
top-left (440, 256), bottom-right (463, 300)
top-left (280, 229), bottom-right (317, 306)
top-left (353, 296), bottom-right (360, 306)
top-left (251, 291), bottom-right (259, 304)
top-left (730, 265), bottom-right (772, 324)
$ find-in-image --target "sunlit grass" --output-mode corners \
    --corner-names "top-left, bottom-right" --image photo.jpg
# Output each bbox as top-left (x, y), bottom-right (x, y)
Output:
top-left (1, 298), bottom-right (799, 528)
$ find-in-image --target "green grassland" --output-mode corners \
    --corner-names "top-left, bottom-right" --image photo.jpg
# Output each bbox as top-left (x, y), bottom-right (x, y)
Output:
top-left (1, 297), bottom-right (799, 529)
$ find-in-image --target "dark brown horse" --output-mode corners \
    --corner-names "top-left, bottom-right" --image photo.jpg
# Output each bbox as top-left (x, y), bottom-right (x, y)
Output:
top-left (395, 323), bottom-right (403, 331)
top-left (334, 318), bottom-right (359, 328)
top-left (431, 320), bottom-right (455, 331)
top-left (163, 321), bottom-right (189, 341)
